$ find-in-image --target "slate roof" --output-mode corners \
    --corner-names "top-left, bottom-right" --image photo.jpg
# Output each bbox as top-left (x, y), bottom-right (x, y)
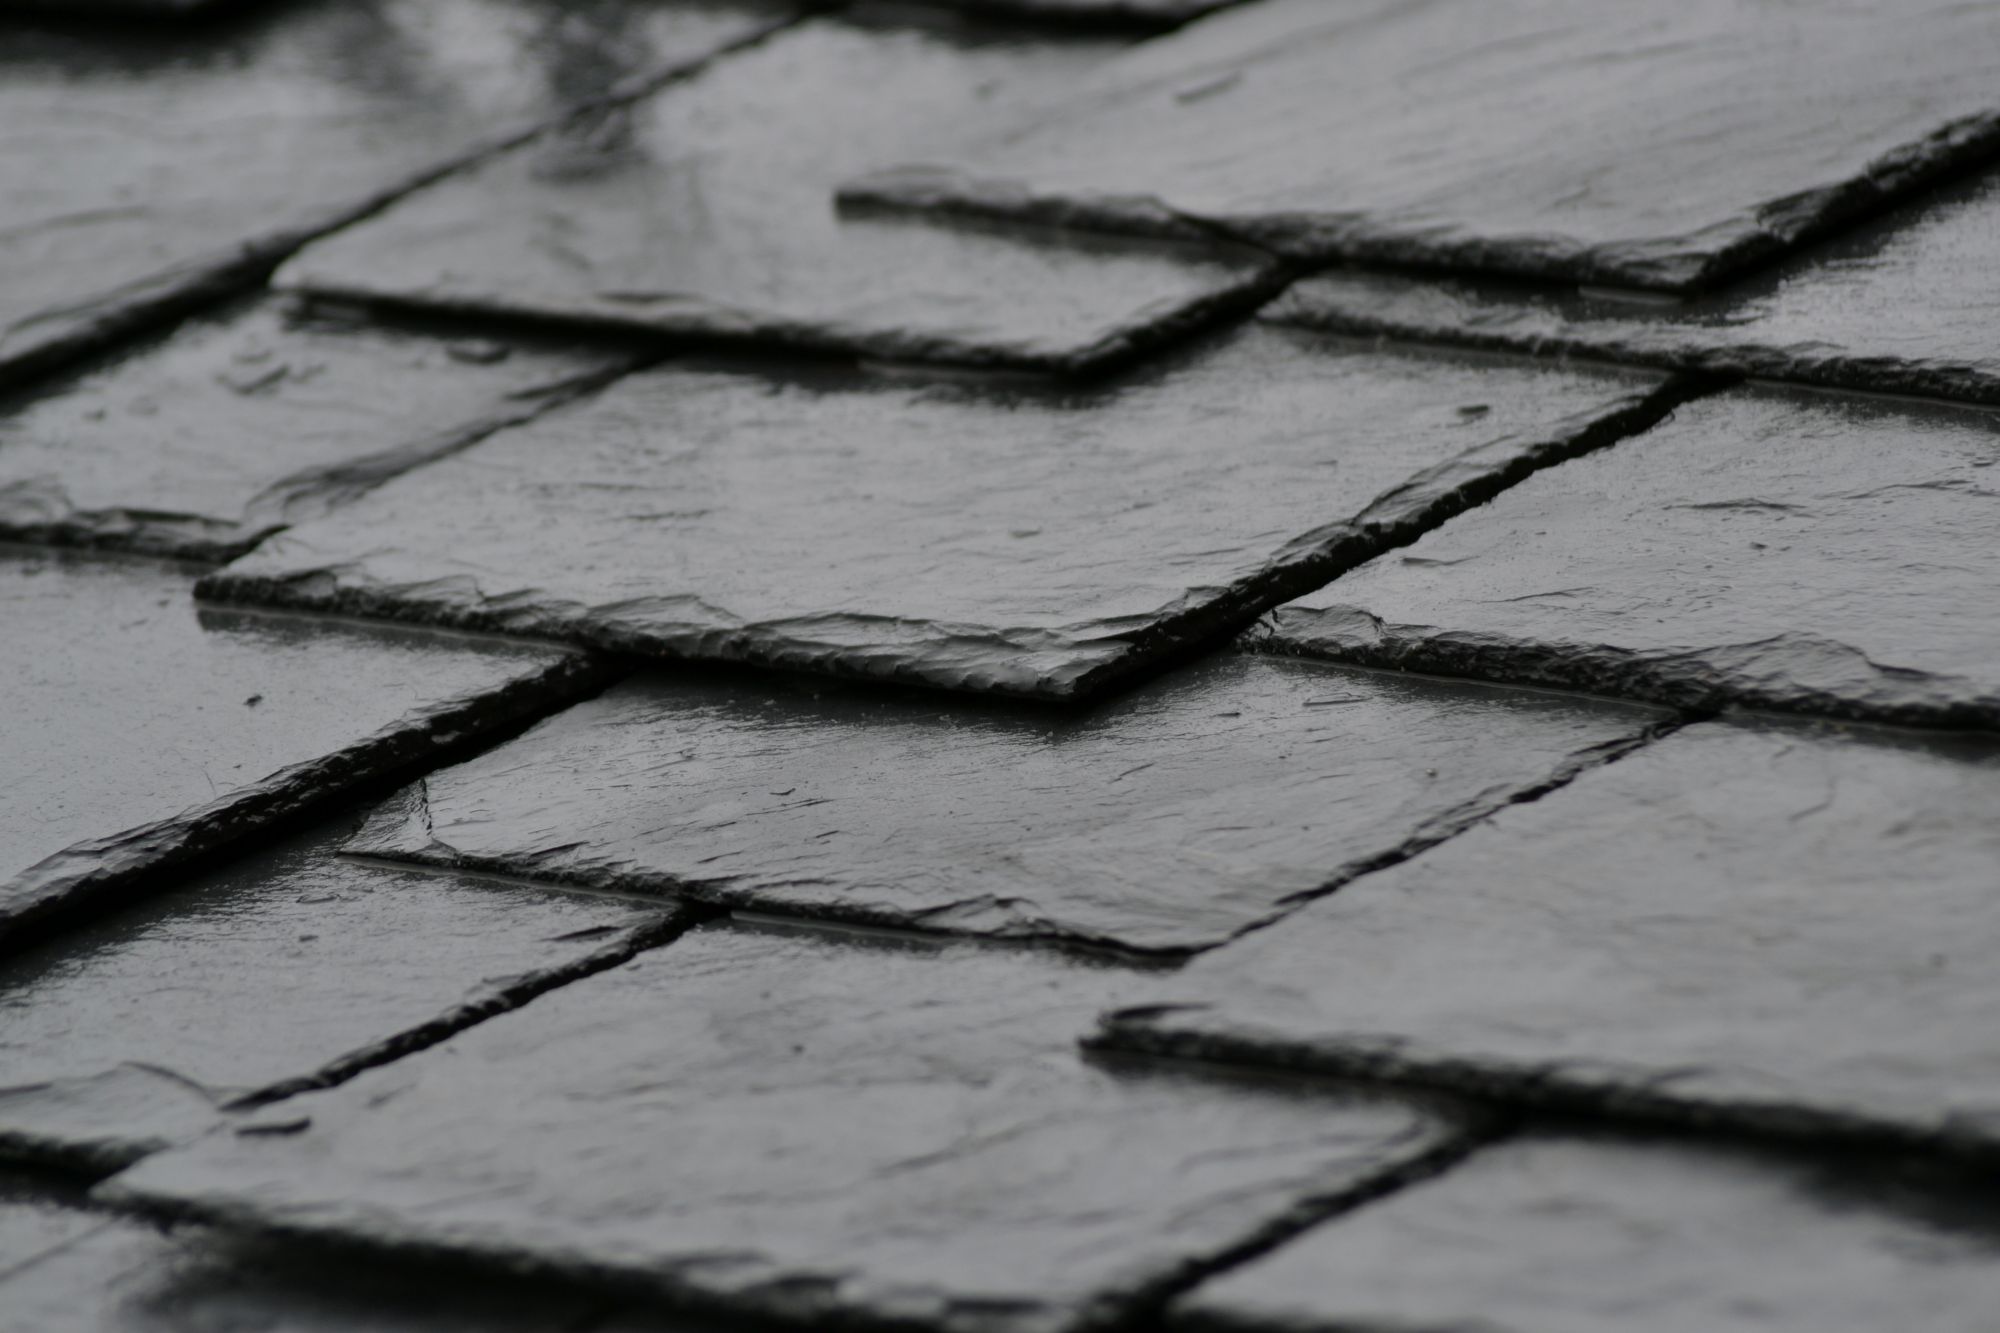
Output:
top-left (5, 2), bottom-right (2000, 1331)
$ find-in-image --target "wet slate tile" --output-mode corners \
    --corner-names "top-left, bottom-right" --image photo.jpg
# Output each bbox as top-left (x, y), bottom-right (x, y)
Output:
top-left (1173, 1133), bottom-right (2000, 1333)
top-left (103, 921), bottom-right (1466, 1333)
top-left (0, 0), bottom-right (791, 389)
top-left (1256, 385), bottom-right (2000, 729)
top-left (273, 11), bottom-right (1276, 375)
top-left (843, 0), bottom-right (2000, 292)
top-left (0, 297), bottom-right (632, 561)
top-left (347, 653), bottom-right (1666, 952)
top-left (1098, 715), bottom-right (2000, 1152)
top-left (916, 0), bottom-right (1236, 27)
top-left (196, 324), bottom-right (1677, 699)
top-left (1272, 167), bottom-right (2000, 408)
top-left (0, 546), bottom-right (606, 949)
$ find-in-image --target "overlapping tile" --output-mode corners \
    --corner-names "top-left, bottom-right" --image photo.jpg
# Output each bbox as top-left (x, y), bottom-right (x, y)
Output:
top-left (844, 0), bottom-right (2000, 292)
top-left (1099, 715), bottom-right (2000, 1152)
top-left (0, 297), bottom-right (632, 560)
top-left (1173, 1133), bottom-right (2000, 1333)
top-left (347, 654), bottom-right (1666, 952)
top-left (1273, 166), bottom-right (2000, 407)
top-left (196, 324), bottom-right (1680, 698)
top-left (0, 546), bottom-right (607, 948)
top-left (0, 0), bottom-right (790, 388)
top-left (273, 11), bottom-right (1276, 374)
top-left (103, 921), bottom-right (1467, 1333)
top-left (1256, 385), bottom-right (2000, 729)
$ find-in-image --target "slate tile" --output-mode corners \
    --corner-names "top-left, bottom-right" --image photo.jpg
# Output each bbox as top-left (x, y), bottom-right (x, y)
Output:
top-left (1172, 1133), bottom-right (2000, 1333)
top-left (102, 921), bottom-right (1468, 1333)
top-left (1254, 385), bottom-right (2000, 729)
top-left (0, 296), bottom-right (633, 561)
top-left (1271, 167), bottom-right (2000, 408)
top-left (843, 0), bottom-right (2000, 292)
top-left (346, 653), bottom-right (1667, 952)
top-left (195, 324), bottom-right (1678, 699)
top-left (272, 11), bottom-right (1276, 375)
top-left (1097, 715), bottom-right (2000, 1153)
top-left (0, 546), bottom-right (607, 949)
top-left (0, 0), bottom-right (791, 389)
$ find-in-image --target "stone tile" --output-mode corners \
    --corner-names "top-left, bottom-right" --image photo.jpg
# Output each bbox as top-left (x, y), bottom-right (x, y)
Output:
top-left (1271, 167), bottom-right (2000, 408)
top-left (196, 324), bottom-right (1676, 699)
top-left (273, 12), bottom-right (1276, 375)
top-left (1173, 1133), bottom-right (2000, 1333)
top-left (0, 547), bottom-right (606, 948)
top-left (103, 921), bottom-right (1466, 1333)
top-left (348, 653), bottom-right (1666, 952)
top-left (844, 0), bottom-right (2000, 292)
top-left (0, 819), bottom-right (688, 1171)
top-left (0, 297), bottom-right (633, 560)
top-left (1256, 386), bottom-right (2000, 729)
top-left (919, 0), bottom-right (1235, 26)
top-left (0, 0), bottom-right (790, 389)
top-left (1098, 715), bottom-right (2000, 1151)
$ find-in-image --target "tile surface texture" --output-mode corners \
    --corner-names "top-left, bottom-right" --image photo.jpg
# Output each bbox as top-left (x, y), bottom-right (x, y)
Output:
top-left (347, 653), bottom-right (1665, 951)
top-left (0, 547), bottom-right (602, 946)
top-left (105, 922), bottom-right (1463, 1333)
top-left (0, 0), bottom-right (787, 387)
top-left (1173, 1134), bottom-right (2000, 1333)
top-left (1098, 716), bottom-right (2000, 1150)
top-left (1260, 386), bottom-right (2000, 729)
top-left (844, 0), bottom-right (2000, 291)
top-left (274, 12), bottom-right (1277, 374)
top-left (0, 297), bottom-right (628, 560)
top-left (197, 325), bottom-right (1675, 699)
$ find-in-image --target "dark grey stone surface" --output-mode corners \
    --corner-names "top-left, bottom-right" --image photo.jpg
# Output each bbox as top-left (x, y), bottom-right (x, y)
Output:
top-left (843, 0), bottom-right (2000, 292)
top-left (0, 820), bottom-right (685, 1171)
top-left (104, 922), bottom-right (1466, 1333)
top-left (196, 325), bottom-right (1677, 699)
top-left (0, 297), bottom-right (632, 560)
top-left (1174, 1133), bottom-right (2000, 1333)
top-left (1259, 386), bottom-right (2000, 730)
top-left (1098, 715), bottom-right (2000, 1152)
top-left (1271, 167), bottom-right (2000, 407)
top-left (347, 653), bottom-right (1665, 952)
top-left (274, 12), bottom-right (1276, 375)
top-left (0, 547), bottom-right (606, 948)
top-left (0, 0), bottom-right (789, 389)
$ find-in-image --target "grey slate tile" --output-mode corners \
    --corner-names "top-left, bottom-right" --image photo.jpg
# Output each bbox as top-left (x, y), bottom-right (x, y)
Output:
top-left (1271, 167), bottom-right (2000, 408)
top-left (1097, 715), bottom-right (2000, 1153)
top-left (0, 546), bottom-right (607, 949)
top-left (1172, 1133), bottom-right (2000, 1333)
top-left (101, 921), bottom-right (1468, 1333)
top-left (914, 0), bottom-right (1237, 27)
top-left (1254, 385), bottom-right (2000, 730)
top-left (0, 820), bottom-right (687, 1172)
top-left (0, 296), bottom-right (633, 561)
top-left (345, 654), bottom-right (1667, 953)
top-left (843, 0), bottom-right (2000, 292)
top-left (272, 11), bottom-right (1277, 375)
top-left (195, 324), bottom-right (1679, 700)
top-left (0, 0), bottom-right (791, 389)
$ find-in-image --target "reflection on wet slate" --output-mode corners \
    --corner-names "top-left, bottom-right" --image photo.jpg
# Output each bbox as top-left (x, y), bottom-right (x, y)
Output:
top-left (0, 297), bottom-right (630, 560)
top-left (105, 922), bottom-right (1464, 1333)
top-left (1272, 167), bottom-right (2000, 407)
top-left (1173, 1133), bottom-right (2000, 1333)
top-left (0, 821), bottom-right (679, 1170)
top-left (197, 324), bottom-right (1675, 699)
top-left (0, 0), bottom-right (789, 386)
top-left (844, 0), bottom-right (2000, 291)
top-left (0, 547), bottom-right (603, 947)
top-left (346, 653), bottom-right (1665, 952)
top-left (1257, 386), bottom-right (2000, 729)
top-left (1099, 716), bottom-right (2000, 1150)
top-left (274, 11), bottom-right (1276, 374)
